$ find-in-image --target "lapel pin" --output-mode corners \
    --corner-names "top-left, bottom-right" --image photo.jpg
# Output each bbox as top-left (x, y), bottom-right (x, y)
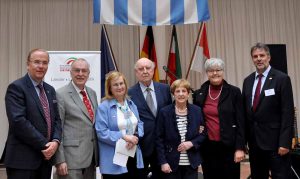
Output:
top-left (269, 77), bottom-right (272, 80)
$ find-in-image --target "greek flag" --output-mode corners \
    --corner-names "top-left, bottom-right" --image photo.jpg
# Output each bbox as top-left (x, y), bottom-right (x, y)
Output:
top-left (93, 0), bottom-right (210, 26)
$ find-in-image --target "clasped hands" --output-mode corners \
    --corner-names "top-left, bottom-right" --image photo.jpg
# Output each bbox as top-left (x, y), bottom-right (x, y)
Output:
top-left (123, 134), bottom-right (139, 150)
top-left (161, 141), bottom-right (193, 174)
top-left (41, 141), bottom-right (59, 160)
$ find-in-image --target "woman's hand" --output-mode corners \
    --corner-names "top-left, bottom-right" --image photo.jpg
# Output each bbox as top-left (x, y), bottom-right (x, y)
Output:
top-left (234, 149), bottom-right (245, 163)
top-left (161, 163), bottom-right (172, 173)
top-left (123, 134), bottom-right (138, 145)
top-left (177, 141), bottom-right (193, 152)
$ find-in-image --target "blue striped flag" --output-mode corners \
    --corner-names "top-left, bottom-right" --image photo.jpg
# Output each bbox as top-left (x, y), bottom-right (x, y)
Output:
top-left (93, 0), bottom-right (210, 26)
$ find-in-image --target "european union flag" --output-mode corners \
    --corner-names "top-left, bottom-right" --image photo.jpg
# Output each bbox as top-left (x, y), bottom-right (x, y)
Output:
top-left (101, 26), bottom-right (117, 97)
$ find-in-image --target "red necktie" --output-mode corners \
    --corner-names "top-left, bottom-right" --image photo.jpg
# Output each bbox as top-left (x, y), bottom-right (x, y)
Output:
top-left (80, 90), bottom-right (94, 122)
top-left (253, 74), bottom-right (263, 112)
top-left (38, 84), bottom-right (51, 140)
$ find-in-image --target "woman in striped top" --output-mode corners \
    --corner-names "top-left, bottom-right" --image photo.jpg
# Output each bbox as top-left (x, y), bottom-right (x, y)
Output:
top-left (156, 79), bottom-right (206, 179)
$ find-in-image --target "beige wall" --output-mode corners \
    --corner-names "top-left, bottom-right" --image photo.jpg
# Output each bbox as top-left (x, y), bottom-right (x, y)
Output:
top-left (1, 0), bottom-right (300, 157)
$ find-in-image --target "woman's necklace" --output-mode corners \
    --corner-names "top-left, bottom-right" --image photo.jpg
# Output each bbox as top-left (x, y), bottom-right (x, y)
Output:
top-left (175, 106), bottom-right (187, 113)
top-left (209, 85), bottom-right (223, 100)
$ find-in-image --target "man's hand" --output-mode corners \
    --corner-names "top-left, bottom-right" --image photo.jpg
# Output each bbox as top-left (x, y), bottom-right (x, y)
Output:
top-left (161, 163), bottom-right (172, 173)
top-left (56, 162), bottom-right (68, 176)
top-left (278, 147), bottom-right (289, 156)
top-left (41, 141), bottom-right (59, 160)
top-left (234, 150), bottom-right (245, 163)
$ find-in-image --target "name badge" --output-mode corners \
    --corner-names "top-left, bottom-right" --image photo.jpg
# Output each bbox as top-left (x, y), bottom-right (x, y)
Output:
top-left (124, 111), bottom-right (132, 119)
top-left (264, 89), bottom-right (275, 96)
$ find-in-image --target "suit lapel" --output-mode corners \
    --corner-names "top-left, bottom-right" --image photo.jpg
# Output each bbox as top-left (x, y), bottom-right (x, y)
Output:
top-left (246, 73), bottom-right (256, 112)
top-left (256, 69), bottom-right (275, 109)
top-left (25, 75), bottom-right (46, 121)
top-left (154, 82), bottom-right (163, 111)
top-left (86, 87), bottom-right (97, 112)
top-left (218, 83), bottom-right (229, 105)
top-left (68, 83), bottom-right (91, 121)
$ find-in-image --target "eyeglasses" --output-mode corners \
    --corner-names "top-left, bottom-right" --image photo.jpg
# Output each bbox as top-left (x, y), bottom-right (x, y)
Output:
top-left (30, 60), bottom-right (49, 66)
top-left (207, 69), bottom-right (223, 74)
top-left (72, 68), bottom-right (89, 74)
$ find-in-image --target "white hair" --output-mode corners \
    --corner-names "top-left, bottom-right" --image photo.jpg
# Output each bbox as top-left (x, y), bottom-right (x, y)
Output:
top-left (204, 58), bottom-right (225, 71)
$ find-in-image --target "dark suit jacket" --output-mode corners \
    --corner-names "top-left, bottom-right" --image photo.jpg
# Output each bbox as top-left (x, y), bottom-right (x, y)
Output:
top-left (242, 68), bottom-right (294, 150)
top-left (193, 80), bottom-right (246, 150)
top-left (4, 73), bottom-right (62, 169)
top-left (155, 103), bottom-right (206, 170)
top-left (128, 82), bottom-right (172, 157)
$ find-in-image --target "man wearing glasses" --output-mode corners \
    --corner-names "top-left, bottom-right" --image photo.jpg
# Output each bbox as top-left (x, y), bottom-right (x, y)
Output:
top-left (54, 58), bottom-right (98, 179)
top-left (4, 48), bottom-right (62, 179)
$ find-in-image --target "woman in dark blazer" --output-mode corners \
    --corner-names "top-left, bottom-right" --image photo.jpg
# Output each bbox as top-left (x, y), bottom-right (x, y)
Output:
top-left (156, 79), bottom-right (206, 179)
top-left (193, 58), bottom-right (246, 179)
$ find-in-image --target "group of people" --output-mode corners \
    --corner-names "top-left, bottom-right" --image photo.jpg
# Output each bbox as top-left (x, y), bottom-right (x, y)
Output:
top-left (3, 42), bottom-right (294, 179)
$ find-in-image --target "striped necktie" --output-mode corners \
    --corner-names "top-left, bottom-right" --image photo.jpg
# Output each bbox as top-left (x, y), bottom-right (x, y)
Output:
top-left (38, 84), bottom-right (51, 140)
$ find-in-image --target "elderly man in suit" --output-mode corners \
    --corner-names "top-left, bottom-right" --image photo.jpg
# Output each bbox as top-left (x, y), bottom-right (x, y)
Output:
top-left (54, 58), bottom-right (98, 179)
top-left (4, 48), bottom-right (62, 179)
top-left (242, 43), bottom-right (294, 179)
top-left (128, 58), bottom-right (172, 179)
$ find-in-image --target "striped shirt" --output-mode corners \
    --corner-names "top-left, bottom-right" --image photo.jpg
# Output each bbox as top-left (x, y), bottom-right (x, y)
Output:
top-left (176, 114), bottom-right (190, 166)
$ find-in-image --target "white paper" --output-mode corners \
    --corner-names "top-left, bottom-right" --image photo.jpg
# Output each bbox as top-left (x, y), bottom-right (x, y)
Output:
top-left (115, 138), bottom-right (137, 157)
top-left (264, 89), bottom-right (275, 96)
top-left (113, 152), bottom-right (128, 167)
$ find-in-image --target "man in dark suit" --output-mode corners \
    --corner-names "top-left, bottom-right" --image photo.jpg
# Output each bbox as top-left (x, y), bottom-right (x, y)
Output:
top-left (4, 48), bottom-right (62, 179)
top-left (242, 43), bottom-right (294, 179)
top-left (128, 58), bottom-right (172, 179)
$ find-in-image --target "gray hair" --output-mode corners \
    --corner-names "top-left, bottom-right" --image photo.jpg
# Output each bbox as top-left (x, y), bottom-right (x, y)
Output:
top-left (204, 58), bottom-right (225, 71)
top-left (71, 58), bottom-right (90, 69)
top-left (134, 58), bottom-right (155, 70)
top-left (250, 42), bottom-right (270, 57)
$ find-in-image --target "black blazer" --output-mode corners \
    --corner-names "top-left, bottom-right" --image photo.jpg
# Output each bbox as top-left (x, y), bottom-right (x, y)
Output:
top-left (155, 103), bottom-right (206, 170)
top-left (193, 80), bottom-right (246, 150)
top-left (128, 82), bottom-right (172, 157)
top-left (242, 68), bottom-right (294, 150)
top-left (4, 74), bottom-right (62, 169)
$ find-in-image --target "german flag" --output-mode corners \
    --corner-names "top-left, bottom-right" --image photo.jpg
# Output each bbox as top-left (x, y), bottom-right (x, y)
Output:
top-left (140, 26), bottom-right (160, 82)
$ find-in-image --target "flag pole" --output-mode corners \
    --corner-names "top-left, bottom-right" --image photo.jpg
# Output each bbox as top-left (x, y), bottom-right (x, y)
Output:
top-left (165, 25), bottom-right (175, 84)
top-left (185, 22), bottom-right (204, 79)
top-left (103, 25), bottom-right (119, 71)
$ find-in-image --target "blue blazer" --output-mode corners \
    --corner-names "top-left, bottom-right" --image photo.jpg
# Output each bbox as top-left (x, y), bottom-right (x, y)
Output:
top-left (95, 98), bottom-right (144, 174)
top-left (156, 103), bottom-right (206, 171)
top-left (4, 73), bottom-right (62, 169)
top-left (128, 82), bottom-right (172, 157)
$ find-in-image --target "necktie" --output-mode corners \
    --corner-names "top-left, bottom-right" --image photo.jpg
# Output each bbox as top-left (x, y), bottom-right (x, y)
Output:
top-left (37, 84), bottom-right (51, 140)
top-left (80, 90), bottom-right (94, 122)
top-left (146, 87), bottom-right (156, 116)
top-left (253, 74), bottom-right (263, 112)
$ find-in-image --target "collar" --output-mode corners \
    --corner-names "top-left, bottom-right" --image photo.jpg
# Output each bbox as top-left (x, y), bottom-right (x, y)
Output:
top-left (28, 73), bottom-right (43, 87)
top-left (255, 65), bottom-right (271, 78)
top-left (71, 81), bottom-right (86, 94)
top-left (108, 98), bottom-right (133, 108)
top-left (139, 81), bottom-right (155, 93)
